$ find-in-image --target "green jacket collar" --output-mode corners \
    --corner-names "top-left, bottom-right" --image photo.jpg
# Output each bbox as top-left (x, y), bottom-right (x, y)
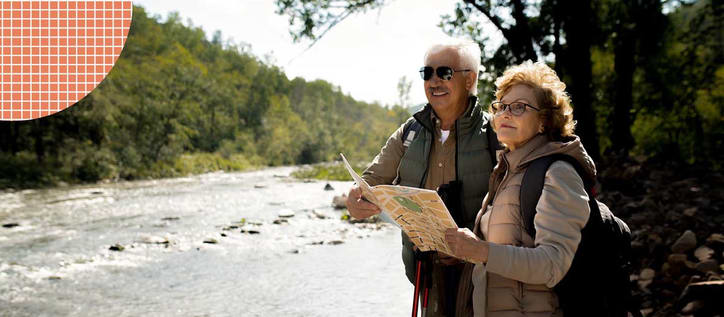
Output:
top-left (413, 96), bottom-right (482, 134)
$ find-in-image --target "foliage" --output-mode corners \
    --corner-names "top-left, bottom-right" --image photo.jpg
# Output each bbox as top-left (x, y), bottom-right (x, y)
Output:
top-left (0, 6), bottom-right (409, 188)
top-left (274, 0), bottom-right (723, 168)
top-left (290, 161), bottom-right (366, 181)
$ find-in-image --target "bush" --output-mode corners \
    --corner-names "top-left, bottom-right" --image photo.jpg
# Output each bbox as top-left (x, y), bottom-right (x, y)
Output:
top-left (290, 161), bottom-right (366, 181)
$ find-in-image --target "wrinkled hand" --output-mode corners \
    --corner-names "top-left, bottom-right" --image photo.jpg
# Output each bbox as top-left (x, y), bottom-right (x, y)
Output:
top-left (444, 228), bottom-right (488, 264)
top-left (345, 186), bottom-right (381, 219)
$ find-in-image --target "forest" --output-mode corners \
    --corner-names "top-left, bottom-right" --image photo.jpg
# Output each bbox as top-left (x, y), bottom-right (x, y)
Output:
top-left (277, 0), bottom-right (722, 167)
top-left (0, 6), bottom-right (409, 188)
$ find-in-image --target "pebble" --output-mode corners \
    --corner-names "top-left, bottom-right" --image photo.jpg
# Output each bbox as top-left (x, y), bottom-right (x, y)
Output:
top-left (137, 235), bottom-right (169, 244)
top-left (324, 183), bottom-right (334, 191)
top-left (640, 268), bottom-right (656, 280)
top-left (694, 246), bottom-right (714, 262)
top-left (2, 223), bottom-right (19, 228)
top-left (681, 301), bottom-right (703, 314)
top-left (109, 244), bottom-right (125, 251)
top-left (326, 240), bottom-right (344, 245)
top-left (706, 233), bottom-right (724, 245)
top-left (278, 210), bottom-right (295, 218)
top-left (312, 210), bottom-right (327, 219)
top-left (695, 260), bottom-right (719, 273)
top-left (332, 195), bottom-right (347, 209)
top-left (668, 253), bottom-right (688, 265)
top-left (671, 230), bottom-right (697, 253)
top-left (683, 207), bottom-right (697, 217)
top-left (203, 238), bottom-right (218, 244)
top-left (240, 229), bottom-right (260, 234)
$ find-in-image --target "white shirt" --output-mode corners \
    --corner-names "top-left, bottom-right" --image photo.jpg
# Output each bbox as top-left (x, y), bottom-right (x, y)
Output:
top-left (440, 129), bottom-right (450, 144)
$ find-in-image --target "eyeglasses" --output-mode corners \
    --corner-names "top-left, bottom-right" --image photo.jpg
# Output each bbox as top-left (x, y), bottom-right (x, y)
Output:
top-left (490, 101), bottom-right (540, 116)
top-left (419, 66), bottom-right (471, 81)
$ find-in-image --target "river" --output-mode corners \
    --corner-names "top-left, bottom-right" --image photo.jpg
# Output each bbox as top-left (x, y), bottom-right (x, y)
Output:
top-left (0, 167), bottom-right (413, 316)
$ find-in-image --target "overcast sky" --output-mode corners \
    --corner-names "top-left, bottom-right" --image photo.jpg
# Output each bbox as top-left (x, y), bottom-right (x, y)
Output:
top-left (131, 0), bottom-right (499, 107)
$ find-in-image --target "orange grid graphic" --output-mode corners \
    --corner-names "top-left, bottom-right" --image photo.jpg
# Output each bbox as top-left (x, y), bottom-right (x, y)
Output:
top-left (0, 0), bottom-right (132, 121)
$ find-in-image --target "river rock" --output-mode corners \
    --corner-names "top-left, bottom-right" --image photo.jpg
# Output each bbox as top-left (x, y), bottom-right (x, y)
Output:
top-left (332, 194), bottom-right (347, 209)
top-left (324, 183), bottom-right (334, 191)
top-left (694, 246), bottom-right (714, 262)
top-left (706, 233), bottom-right (724, 246)
top-left (681, 300), bottom-right (704, 314)
top-left (137, 235), bottom-right (169, 244)
top-left (683, 207), bottom-right (697, 217)
top-left (678, 280), bottom-right (724, 313)
top-left (312, 209), bottom-right (327, 219)
top-left (640, 268), bottom-right (656, 280)
top-left (109, 244), bottom-right (125, 251)
top-left (278, 210), bottom-right (295, 218)
top-left (273, 219), bottom-right (288, 224)
top-left (695, 260), bottom-right (719, 273)
top-left (240, 229), bottom-right (260, 234)
top-left (203, 238), bottom-right (218, 244)
top-left (668, 253), bottom-right (688, 264)
top-left (2, 223), bottom-right (19, 228)
top-left (672, 230), bottom-right (697, 253)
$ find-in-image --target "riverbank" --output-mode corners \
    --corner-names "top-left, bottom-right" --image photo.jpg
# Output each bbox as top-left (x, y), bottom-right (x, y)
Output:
top-left (597, 158), bottom-right (724, 316)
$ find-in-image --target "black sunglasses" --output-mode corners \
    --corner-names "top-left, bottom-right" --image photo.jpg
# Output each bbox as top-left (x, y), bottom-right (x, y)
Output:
top-left (419, 66), bottom-right (471, 81)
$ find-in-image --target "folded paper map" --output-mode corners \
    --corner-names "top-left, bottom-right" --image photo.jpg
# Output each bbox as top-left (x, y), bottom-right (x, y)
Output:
top-left (340, 153), bottom-right (458, 254)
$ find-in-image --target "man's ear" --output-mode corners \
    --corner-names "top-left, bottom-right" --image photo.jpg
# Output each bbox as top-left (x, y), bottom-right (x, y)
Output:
top-left (465, 72), bottom-right (475, 91)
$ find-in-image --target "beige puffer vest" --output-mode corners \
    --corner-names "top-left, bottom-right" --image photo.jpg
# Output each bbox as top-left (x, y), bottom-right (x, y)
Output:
top-left (471, 134), bottom-right (596, 317)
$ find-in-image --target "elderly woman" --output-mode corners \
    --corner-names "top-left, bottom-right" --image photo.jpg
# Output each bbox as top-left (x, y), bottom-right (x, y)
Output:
top-left (444, 61), bottom-right (595, 316)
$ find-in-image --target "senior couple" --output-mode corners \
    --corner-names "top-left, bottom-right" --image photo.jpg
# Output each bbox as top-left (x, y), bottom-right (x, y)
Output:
top-left (346, 40), bottom-right (595, 317)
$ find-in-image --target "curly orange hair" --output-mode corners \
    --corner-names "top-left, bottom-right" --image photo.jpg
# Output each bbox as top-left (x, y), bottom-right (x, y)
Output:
top-left (491, 61), bottom-right (576, 139)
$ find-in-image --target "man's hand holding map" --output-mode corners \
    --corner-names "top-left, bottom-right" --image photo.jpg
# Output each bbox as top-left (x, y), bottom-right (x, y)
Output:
top-left (340, 153), bottom-right (459, 255)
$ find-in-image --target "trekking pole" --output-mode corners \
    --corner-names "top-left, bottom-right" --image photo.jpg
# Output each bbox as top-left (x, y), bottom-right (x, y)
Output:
top-left (421, 256), bottom-right (430, 317)
top-left (411, 256), bottom-right (422, 317)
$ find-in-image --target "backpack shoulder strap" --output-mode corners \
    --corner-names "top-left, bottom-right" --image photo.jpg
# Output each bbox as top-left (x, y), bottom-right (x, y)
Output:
top-left (485, 119), bottom-right (500, 166)
top-left (520, 154), bottom-right (593, 239)
top-left (402, 119), bottom-right (423, 148)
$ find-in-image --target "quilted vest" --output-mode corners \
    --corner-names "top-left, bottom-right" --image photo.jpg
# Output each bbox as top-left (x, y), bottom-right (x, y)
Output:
top-left (398, 96), bottom-right (496, 229)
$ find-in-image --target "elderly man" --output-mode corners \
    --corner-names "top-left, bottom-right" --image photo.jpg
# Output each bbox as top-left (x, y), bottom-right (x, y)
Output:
top-left (346, 40), bottom-right (498, 316)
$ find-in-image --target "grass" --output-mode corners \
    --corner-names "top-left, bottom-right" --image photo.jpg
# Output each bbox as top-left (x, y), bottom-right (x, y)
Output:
top-left (290, 161), bottom-right (367, 181)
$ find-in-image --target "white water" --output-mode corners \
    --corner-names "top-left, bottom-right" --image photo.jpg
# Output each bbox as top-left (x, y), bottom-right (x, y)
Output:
top-left (0, 167), bottom-right (413, 316)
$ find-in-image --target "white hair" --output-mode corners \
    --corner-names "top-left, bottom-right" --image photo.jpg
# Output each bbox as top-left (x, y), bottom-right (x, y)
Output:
top-left (424, 39), bottom-right (481, 95)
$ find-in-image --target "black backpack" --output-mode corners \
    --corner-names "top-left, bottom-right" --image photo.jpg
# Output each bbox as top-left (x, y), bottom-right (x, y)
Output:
top-left (520, 154), bottom-right (638, 317)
